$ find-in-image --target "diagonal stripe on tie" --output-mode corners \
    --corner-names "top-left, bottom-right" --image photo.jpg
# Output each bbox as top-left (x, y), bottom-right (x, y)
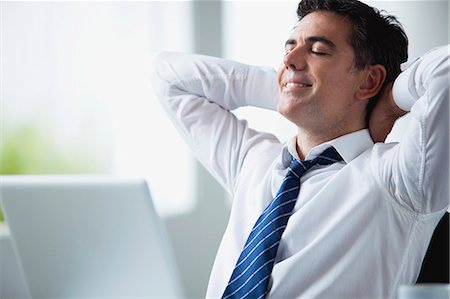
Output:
top-left (222, 146), bottom-right (343, 299)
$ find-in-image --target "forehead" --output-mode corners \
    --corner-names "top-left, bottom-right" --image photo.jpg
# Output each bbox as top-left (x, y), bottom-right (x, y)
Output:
top-left (289, 11), bottom-right (353, 46)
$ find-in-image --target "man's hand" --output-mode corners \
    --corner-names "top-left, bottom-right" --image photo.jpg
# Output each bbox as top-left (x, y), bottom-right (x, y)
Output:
top-left (368, 83), bottom-right (407, 143)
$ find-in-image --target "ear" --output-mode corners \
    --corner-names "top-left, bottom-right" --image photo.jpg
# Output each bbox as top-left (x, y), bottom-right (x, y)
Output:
top-left (356, 64), bottom-right (387, 100)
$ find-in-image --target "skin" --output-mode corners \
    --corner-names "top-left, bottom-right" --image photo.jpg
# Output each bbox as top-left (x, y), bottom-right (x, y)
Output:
top-left (276, 11), bottom-right (405, 159)
top-left (369, 82), bottom-right (407, 142)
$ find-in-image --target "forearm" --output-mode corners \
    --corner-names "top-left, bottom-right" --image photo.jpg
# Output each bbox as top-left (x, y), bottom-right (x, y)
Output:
top-left (152, 51), bottom-right (279, 111)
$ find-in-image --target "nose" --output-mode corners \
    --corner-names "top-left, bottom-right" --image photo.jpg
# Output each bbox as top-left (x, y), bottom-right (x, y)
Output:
top-left (283, 47), bottom-right (307, 71)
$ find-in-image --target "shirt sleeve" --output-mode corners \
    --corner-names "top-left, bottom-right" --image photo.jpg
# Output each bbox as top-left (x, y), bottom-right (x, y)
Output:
top-left (376, 45), bottom-right (449, 213)
top-left (151, 51), bottom-right (280, 195)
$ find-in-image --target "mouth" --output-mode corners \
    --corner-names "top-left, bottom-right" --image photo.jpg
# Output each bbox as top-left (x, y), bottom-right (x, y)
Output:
top-left (284, 82), bottom-right (312, 88)
top-left (283, 82), bottom-right (313, 92)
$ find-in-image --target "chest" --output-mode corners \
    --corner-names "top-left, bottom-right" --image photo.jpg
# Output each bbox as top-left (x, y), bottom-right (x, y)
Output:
top-left (231, 157), bottom-right (387, 254)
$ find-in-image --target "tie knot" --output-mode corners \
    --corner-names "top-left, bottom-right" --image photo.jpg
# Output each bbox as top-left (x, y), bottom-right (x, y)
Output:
top-left (289, 146), bottom-right (343, 178)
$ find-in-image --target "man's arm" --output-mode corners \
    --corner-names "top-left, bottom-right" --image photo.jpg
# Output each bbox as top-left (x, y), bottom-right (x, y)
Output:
top-left (152, 52), bottom-right (280, 194)
top-left (371, 45), bottom-right (449, 213)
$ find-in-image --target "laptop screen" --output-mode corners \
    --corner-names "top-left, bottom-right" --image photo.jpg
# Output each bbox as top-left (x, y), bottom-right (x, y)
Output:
top-left (1, 175), bottom-right (184, 298)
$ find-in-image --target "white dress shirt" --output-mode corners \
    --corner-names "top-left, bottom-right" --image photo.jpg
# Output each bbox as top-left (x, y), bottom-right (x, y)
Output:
top-left (152, 45), bottom-right (449, 299)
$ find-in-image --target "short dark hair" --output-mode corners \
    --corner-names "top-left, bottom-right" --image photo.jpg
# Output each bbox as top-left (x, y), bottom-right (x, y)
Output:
top-left (297, 0), bottom-right (408, 125)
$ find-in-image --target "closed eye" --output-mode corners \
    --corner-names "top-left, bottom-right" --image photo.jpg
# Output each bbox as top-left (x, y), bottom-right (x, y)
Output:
top-left (311, 50), bottom-right (328, 56)
top-left (284, 39), bottom-right (296, 56)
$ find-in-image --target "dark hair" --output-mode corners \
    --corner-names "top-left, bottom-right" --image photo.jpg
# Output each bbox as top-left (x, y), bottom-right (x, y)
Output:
top-left (297, 0), bottom-right (408, 125)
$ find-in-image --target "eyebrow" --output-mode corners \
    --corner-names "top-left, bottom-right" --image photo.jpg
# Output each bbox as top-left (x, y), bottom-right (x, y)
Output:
top-left (285, 35), bottom-right (337, 51)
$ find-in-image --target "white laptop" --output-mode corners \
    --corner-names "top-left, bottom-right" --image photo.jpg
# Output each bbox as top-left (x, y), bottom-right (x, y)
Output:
top-left (0, 175), bottom-right (185, 299)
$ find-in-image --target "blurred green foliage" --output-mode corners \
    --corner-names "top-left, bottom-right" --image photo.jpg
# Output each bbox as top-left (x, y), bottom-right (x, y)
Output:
top-left (0, 125), bottom-right (106, 222)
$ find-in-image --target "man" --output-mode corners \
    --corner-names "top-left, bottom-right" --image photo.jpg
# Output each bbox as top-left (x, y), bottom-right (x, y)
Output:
top-left (152, 0), bottom-right (449, 298)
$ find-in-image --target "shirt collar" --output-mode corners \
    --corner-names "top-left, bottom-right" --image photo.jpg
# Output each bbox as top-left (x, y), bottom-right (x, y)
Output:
top-left (284, 129), bottom-right (374, 164)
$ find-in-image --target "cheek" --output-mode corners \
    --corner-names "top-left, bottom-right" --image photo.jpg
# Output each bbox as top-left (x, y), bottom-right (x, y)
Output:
top-left (276, 65), bottom-right (285, 90)
top-left (318, 69), bottom-right (355, 96)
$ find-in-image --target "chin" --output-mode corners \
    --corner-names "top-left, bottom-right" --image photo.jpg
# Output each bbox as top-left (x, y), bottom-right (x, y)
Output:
top-left (277, 102), bottom-right (303, 125)
top-left (278, 94), bottom-right (305, 113)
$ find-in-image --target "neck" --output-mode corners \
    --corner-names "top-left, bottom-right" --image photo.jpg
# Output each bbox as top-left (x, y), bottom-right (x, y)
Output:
top-left (295, 124), bottom-right (364, 160)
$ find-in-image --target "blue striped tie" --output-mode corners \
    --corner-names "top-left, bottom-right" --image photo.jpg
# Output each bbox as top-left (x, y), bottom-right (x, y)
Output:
top-left (222, 147), bottom-right (343, 299)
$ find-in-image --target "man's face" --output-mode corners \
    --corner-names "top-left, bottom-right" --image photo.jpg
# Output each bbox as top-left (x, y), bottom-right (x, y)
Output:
top-left (277, 11), bottom-right (366, 132)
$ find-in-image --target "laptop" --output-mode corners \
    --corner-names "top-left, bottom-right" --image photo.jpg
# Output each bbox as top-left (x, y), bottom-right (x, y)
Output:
top-left (0, 175), bottom-right (185, 299)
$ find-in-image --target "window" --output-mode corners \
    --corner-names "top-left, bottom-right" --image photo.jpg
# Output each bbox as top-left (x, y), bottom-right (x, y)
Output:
top-left (2, 1), bottom-right (196, 217)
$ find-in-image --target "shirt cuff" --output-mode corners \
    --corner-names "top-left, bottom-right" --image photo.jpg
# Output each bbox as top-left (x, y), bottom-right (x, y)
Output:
top-left (392, 64), bottom-right (416, 112)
